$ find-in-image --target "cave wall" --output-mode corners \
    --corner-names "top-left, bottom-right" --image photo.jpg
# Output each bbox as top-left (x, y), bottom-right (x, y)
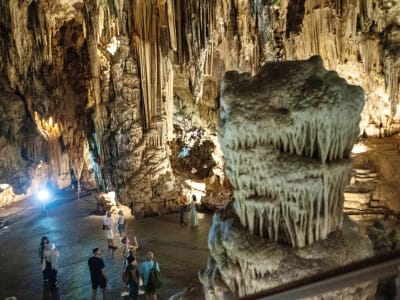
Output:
top-left (0, 0), bottom-right (398, 212)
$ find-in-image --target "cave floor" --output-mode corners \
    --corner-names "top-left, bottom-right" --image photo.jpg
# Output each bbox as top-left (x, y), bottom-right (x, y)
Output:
top-left (0, 193), bottom-right (212, 300)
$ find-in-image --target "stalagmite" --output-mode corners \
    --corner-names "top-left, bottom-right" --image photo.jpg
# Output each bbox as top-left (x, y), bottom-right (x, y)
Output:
top-left (201, 56), bottom-right (376, 299)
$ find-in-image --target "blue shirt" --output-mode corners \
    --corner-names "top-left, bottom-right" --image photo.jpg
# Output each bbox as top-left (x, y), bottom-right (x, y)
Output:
top-left (139, 260), bottom-right (160, 285)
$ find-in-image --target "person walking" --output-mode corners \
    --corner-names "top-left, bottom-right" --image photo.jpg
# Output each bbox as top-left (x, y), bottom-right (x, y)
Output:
top-left (39, 236), bottom-right (50, 282)
top-left (190, 195), bottom-right (198, 227)
top-left (126, 255), bottom-right (140, 300)
top-left (103, 211), bottom-right (117, 249)
top-left (140, 251), bottom-right (160, 300)
top-left (88, 247), bottom-right (107, 300)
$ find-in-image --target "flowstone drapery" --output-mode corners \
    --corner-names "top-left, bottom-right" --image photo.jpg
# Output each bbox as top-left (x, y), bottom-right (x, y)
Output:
top-left (200, 57), bottom-right (376, 299)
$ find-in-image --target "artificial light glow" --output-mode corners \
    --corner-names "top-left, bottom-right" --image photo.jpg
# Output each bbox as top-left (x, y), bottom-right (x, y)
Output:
top-left (34, 112), bottom-right (61, 139)
top-left (37, 189), bottom-right (50, 202)
top-left (351, 143), bottom-right (369, 154)
top-left (106, 191), bottom-right (116, 206)
top-left (185, 179), bottom-right (206, 202)
top-left (106, 37), bottom-right (119, 55)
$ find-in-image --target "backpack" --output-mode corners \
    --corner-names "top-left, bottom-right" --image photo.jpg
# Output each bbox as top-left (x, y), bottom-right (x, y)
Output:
top-left (148, 261), bottom-right (162, 289)
top-left (122, 268), bottom-right (129, 284)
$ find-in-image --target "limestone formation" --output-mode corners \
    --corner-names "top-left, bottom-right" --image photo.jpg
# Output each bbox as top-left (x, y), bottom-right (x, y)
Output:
top-left (0, 0), bottom-right (399, 215)
top-left (200, 57), bottom-right (376, 298)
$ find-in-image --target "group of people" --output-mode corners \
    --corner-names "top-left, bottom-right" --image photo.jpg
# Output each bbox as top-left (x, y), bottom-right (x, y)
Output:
top-left (39, 236), bottom-right (59, 290)
top-left (179, 194), bottom-right (199, 227)
top-left (38, 195), bottom-right (199, 300)
top-left (87, 209), bottom-right (161, 300)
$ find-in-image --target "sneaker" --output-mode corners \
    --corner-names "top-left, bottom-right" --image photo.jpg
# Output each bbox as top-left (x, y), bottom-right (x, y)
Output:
top-left (138, 289), bottom-right (145, 295)
top-left (121, 291), bottom-right (129, 296)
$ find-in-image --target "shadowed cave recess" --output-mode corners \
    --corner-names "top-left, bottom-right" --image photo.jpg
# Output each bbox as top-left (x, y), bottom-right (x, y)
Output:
top-left (0, 0), bottom-right (399, 299)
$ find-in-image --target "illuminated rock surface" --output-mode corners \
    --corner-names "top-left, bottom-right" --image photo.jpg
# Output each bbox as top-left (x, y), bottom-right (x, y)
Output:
top-left (200, 57), bottom-right (376, 299)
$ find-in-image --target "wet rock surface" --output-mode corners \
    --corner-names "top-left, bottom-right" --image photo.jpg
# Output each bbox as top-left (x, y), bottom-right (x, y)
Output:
top-left (0, 194), bottom-right (212, 300)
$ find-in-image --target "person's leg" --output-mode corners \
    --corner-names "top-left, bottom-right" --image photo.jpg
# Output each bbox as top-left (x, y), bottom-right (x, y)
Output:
top-left (53, 270), bottom-right (58, 288)
top-left (180, 207), bottom-right (184, 224)
top-left (49, 269), bottom-right (55, 288)
top-left (91, 288), bottom-right (97, 300)
top-left (101, 287), bottom-right (107, 300)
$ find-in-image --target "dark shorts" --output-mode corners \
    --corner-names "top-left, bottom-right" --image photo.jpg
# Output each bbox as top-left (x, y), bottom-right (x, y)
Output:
top-left (91, 277), bottom-right (106, 290)
top-left (144, 284), bottom-right (156, 295)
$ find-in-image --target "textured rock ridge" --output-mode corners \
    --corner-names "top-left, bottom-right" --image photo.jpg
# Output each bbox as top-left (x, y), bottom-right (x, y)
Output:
top-left (200, 204), bottom-right (376, 299)
top-left (220, 56), bottom-right (363, 248)
top-left (200, 57), bottom-right (376, 299)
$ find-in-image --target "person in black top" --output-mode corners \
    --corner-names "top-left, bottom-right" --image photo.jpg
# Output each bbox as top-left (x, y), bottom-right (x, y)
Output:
top-left (39, 236), bottom-right (50, 282)
top-left (88, 247), bottom-right (107, 300)
top-left (126, 255), bottom-right (140, 300)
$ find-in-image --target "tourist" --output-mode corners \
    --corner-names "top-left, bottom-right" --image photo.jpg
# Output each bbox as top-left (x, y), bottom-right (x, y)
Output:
top-left (42, 243), bottom-right (53, 287)
top-left (140, 251), bottom-right (160, 300)
top-left (126, 255), bottom-right (140, 300)
top-left (178, 194), bottom-right (187, 225)
top-left (48, 243), bottom-right (60, 289)
top-left (103, 211), bottom-right (117, 249)
top-left (88, 247), bottom-right (107, 300)
top-left (190, 195), bottom-right (198, 227)
top-left (39, 236), bottom-right (50, 282)
top-left (122, 236), bottom-right (139, 268)
top-left (117, 210), bottom-right (125, 238)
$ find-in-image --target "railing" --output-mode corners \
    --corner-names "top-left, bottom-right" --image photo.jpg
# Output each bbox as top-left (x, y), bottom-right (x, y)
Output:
top-left (240, 250), bottom-right (400, 300)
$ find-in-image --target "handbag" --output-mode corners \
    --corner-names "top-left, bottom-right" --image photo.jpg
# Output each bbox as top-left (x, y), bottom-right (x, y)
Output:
top-left (102, 224), bottom-right (106, 230)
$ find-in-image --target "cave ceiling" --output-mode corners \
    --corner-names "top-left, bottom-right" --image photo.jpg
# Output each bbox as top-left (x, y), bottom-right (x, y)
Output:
top-left (0, 0), bottom-right (399, 214)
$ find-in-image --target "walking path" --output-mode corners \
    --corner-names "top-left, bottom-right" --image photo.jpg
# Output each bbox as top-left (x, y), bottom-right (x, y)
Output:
top-left (0, 193), bottom-right (212, 300)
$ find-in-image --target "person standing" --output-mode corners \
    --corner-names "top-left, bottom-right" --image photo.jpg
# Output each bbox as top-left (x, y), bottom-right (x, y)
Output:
top-left (117, 210), bottom-right (125, 238)
top-left (178, 194), bottom-right (187, 225)
top-left (104, 211), bottom-right (117, 249)
top-left (39, 236), bottom-right (50, 282)
top-left (122, 236), bottom-right (139, 268)
top-left (43, 243), bottom-right (53, 286)
top-left (49, 244), bottom-right (59, 289)
top-left (126, 255), bottom-right (140, 300)
top-left (140, 251), bottom-right (160, 300)
top-left (190, 195), bottom-right (198, 227)
top-left (88, 247), bottom-right (107, 300)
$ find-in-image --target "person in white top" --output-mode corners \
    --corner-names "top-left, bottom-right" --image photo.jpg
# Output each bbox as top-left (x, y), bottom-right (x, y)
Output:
top-left (104, 211), bottom-right (117, 249)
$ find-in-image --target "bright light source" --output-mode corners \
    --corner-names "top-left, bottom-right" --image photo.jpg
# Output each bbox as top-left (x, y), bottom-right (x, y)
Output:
top-left (106, 37), bottom-right (119, 55)
top-left (352, 143), bottom-right (369, 154)
top-left (106, 191), bottom-right (116, 206)
top-left (37, 189), bottom-right (50, 202)
top-left (185, 179), bottom-right (206, 202)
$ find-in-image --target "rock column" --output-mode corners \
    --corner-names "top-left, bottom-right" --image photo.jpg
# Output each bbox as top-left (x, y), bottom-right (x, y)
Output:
top-left (200, 56), bottom-right (376, 299)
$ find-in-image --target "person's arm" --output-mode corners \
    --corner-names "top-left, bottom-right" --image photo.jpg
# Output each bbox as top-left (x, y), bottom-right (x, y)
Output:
top-left (133, 236), bottom-right (139, 249)
top-left (101, 267), bottom-right (107, 280)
